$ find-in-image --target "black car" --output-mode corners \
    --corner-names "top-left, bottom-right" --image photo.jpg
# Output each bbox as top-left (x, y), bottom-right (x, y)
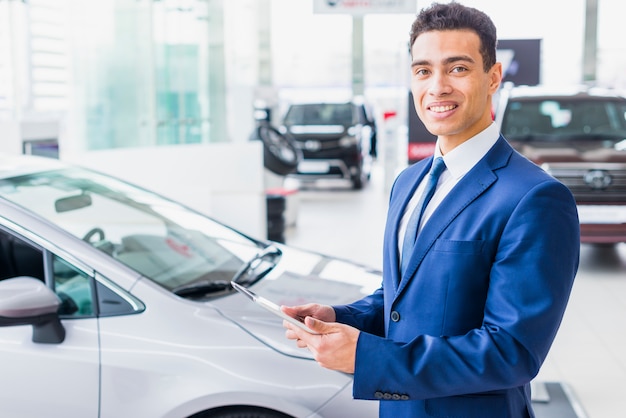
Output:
top-left (494, 84), bottom-right (626, 244)
top-left (281, 99), bottom-right (376, 189)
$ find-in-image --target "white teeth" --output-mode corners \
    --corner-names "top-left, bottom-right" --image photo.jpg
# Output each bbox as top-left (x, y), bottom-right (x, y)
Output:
top-left (430, 105), bottom-right (456, 112)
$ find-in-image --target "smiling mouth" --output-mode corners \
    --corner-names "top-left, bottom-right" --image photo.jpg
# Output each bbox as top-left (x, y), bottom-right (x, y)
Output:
top-left (429, 105), bottom-right (457, 113)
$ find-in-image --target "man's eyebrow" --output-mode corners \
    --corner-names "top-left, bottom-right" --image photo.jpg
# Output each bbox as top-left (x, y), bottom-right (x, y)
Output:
top-left (444, 55), bottom-right (476, 65)
top-left (411, 59), bottom-right (430, 68)
top-left (411, 55), bottom-right (476, 68)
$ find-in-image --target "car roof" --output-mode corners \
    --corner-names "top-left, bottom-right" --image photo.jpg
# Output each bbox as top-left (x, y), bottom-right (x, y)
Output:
top-left (0, 153), bottom-right (67, 180)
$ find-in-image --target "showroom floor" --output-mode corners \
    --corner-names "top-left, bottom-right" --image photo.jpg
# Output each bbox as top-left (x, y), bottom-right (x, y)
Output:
top-left (284, 162), bottom-right (626, 418)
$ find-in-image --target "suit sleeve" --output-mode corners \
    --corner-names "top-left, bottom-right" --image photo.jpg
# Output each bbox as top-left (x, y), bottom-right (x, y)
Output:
top-left (351, 179), bottom-right (580, 400)
top-left (333, 286), bottom-right (386, 337)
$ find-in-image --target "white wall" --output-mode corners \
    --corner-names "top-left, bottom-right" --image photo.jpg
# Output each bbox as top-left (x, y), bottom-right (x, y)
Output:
top-left (0, 121), bottom-right (21, 154)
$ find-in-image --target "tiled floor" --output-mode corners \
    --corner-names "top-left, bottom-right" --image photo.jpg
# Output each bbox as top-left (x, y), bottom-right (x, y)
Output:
top-left (284, 163), bottom-right (626, 418)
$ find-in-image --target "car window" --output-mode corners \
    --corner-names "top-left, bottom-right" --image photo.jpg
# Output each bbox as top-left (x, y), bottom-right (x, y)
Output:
top-left (0, 229), bottom-right (44, 281)
top-left (284, 103), bottom-right (354, 126)
top-left (53, 255), bottom-right (95, 317)
top-left (0, 168), bottom-right (257, 293)
top-left (0, 226), bottom-right (142, 318)
top-left (0, 228), bottom-right (92, 317)
top-left (502, 97), bottom-right (626, 140)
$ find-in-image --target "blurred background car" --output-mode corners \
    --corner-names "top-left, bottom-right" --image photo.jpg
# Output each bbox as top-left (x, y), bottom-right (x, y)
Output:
top-left (280, 97), bottom-right (377, 189)
top-left (0, 153), bottom-right (380, 418)
top-left (494, 84), bottom-right (626, 245)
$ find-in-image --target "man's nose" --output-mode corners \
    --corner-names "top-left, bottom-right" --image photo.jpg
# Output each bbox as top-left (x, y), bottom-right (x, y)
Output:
top-left (428, 72), bottom-right (453, 96)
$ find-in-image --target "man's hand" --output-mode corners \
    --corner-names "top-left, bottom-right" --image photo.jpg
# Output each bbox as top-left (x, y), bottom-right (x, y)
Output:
top-left (281, 304), bottom-right (359, 374)
top-left (281, 303), bottom-right (336, 323)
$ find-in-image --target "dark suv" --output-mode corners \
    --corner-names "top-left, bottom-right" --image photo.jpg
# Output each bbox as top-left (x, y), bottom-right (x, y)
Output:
top-left (494, 84), bottom-right (626, 244)
top-left (280, 99), bottom-right (376, 189)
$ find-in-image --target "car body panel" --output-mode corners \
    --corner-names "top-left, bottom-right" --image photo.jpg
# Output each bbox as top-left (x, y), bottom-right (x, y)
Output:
top-left (96, 281), bottom-right (346, 418)
top-left (0, 318), bottom-right (100, 418)
top-left (0, 153), bottom-right (380, 418)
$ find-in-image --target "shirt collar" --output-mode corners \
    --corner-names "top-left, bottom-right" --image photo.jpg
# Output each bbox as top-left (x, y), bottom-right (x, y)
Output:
top-left (434, 122), bottom-right (499, 180)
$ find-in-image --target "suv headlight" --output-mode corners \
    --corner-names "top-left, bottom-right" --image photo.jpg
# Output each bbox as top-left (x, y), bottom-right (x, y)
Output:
top-left (339, 136), bottom-right (359, 147)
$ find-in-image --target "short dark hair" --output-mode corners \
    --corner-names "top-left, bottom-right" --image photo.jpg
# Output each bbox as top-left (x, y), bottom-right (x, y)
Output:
top-left (409, 2), bottom-right (497, 72)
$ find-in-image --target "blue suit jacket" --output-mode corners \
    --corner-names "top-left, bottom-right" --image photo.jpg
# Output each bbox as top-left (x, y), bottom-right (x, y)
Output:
top-left (334, 137), bottom-right (580, 418)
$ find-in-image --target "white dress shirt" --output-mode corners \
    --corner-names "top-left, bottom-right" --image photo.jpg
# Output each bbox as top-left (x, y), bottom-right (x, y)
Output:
top-left (398, 122), bottom-right (500, 254)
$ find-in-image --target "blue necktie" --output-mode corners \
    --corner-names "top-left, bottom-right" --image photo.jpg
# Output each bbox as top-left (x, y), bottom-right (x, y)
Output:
top-left (401, 157), bottom-right (446, 274)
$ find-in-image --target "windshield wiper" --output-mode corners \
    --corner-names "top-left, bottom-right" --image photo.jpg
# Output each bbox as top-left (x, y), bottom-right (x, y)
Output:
top-left (171, 245), bottom-right (282, 298)
top-left (231, 244), bottom-right (282, 286)
top-left (172, 280), bottom-right (231, 297)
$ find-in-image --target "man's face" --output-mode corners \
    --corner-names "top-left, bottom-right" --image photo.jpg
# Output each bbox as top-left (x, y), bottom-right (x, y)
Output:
top-left (410, 29), bottom-right (501, 151)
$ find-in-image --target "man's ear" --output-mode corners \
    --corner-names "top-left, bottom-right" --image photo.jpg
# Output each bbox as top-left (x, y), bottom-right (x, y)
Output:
top-left (489, 62), bottom-right (503, 93)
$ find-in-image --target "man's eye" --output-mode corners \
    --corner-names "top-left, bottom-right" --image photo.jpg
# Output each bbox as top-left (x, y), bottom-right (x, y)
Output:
top-left (414, 68), bottom-right (429, 76)
top-left (451, 66), bottom-right (467, 73)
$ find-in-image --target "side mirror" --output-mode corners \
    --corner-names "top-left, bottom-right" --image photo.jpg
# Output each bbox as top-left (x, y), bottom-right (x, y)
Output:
top-left (0, 276), bottom-right (65, 344)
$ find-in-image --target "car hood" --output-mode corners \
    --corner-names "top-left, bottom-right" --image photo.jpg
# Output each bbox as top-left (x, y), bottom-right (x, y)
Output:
top-left (210, 245), bottom-right (382, 359)
top-left (512, 139), bottom-right (626, 165)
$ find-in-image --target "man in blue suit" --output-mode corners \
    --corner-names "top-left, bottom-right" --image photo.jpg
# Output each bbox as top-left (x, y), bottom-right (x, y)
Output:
top-left (283, 3), bottom-right (580, 417)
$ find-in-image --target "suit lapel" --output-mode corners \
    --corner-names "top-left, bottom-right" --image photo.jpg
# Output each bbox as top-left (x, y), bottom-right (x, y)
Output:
top-left (385, 158), bottom-right (432, 291)
top-left (395, 137), bottom-right (513, 296)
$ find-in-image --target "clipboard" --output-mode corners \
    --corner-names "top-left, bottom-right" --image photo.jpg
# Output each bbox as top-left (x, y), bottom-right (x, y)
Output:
top-left (231, 281), bottom-right (319, 334)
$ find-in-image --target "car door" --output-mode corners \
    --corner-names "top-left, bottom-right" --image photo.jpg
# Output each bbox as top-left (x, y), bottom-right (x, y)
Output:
top-left (0, 227), bottom-right (100, 418)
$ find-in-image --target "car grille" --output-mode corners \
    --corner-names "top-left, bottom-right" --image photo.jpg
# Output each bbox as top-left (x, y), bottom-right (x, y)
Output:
top-left (544, 162), bottom-right (626, 203)
top-left (293, 138), bottom-right (342, 152)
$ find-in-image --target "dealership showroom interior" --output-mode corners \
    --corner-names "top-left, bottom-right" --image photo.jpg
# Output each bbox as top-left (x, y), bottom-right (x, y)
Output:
top-left (1, 0), bottom-right (626, 417)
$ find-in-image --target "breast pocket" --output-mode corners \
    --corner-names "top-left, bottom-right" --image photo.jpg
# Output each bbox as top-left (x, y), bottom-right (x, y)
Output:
top-left (426, 239), bottom-right (491, 335)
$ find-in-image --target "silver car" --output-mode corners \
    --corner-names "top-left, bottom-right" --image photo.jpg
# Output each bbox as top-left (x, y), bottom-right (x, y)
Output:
top-left (0, 153), bottom-right (380, 418)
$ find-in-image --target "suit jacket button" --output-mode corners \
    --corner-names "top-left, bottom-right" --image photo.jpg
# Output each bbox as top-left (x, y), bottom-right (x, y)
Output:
top-left (374, 391), bottom-right (384, 399)
top-left (383, 393), bottom-right (392, 400)
top-left (390, 311), bottom-right (400, 322)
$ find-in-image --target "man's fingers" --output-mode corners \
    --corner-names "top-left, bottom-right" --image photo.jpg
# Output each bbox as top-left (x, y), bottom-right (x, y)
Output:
top-left (281, 304), bottom-right (316, 318)
top-left (304, 316), bottom-right (324, 332)
top-left (305, 316), bottom-right (345, 335)
top-left (284, 320), bottom-right (316, 350)
top-left (280, 305), bottom-right (303, 321)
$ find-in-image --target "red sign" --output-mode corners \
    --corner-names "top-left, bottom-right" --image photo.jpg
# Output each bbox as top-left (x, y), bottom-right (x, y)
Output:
top-left (408, 142), bottom-right (436, 162)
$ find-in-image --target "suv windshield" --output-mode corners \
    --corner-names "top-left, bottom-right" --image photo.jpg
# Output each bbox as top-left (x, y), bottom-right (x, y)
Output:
top-left (0, 168), bottom-right (261, 293)
top-left (283, 103), bottom-right (354, 126)
top-left (502, 97), bottom-right (626, 141)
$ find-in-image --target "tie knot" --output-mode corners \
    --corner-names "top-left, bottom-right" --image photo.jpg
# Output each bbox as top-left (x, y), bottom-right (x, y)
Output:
top-left (430, 157), bottom-right (446, 178)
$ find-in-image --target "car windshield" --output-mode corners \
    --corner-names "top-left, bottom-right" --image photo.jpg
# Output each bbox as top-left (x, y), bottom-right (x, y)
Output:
top-left (0, 167), bottom-right (262, 292)
top-left (283, 103), bottom-right (354, 126)
top-left (502, 97), bottom-right (626, 141)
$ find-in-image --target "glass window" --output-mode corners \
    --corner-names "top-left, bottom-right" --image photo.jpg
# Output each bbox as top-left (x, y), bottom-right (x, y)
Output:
top-left (54, 255), bottom-right (95, 317)
top-left (284, 103), bottom-right (355, 126)
top-left (503, 97), bottom-right (626, 140)
top-left (0, 228), bottom-right (94, 317)
top-left (0, 167), bottom-right (257, 293)
top-left (67, 0), bottom-right (214, 149)
top-left (0, 226), bottom-right (142, 318)
top-left (0, 229), bottom-right (44, 281)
